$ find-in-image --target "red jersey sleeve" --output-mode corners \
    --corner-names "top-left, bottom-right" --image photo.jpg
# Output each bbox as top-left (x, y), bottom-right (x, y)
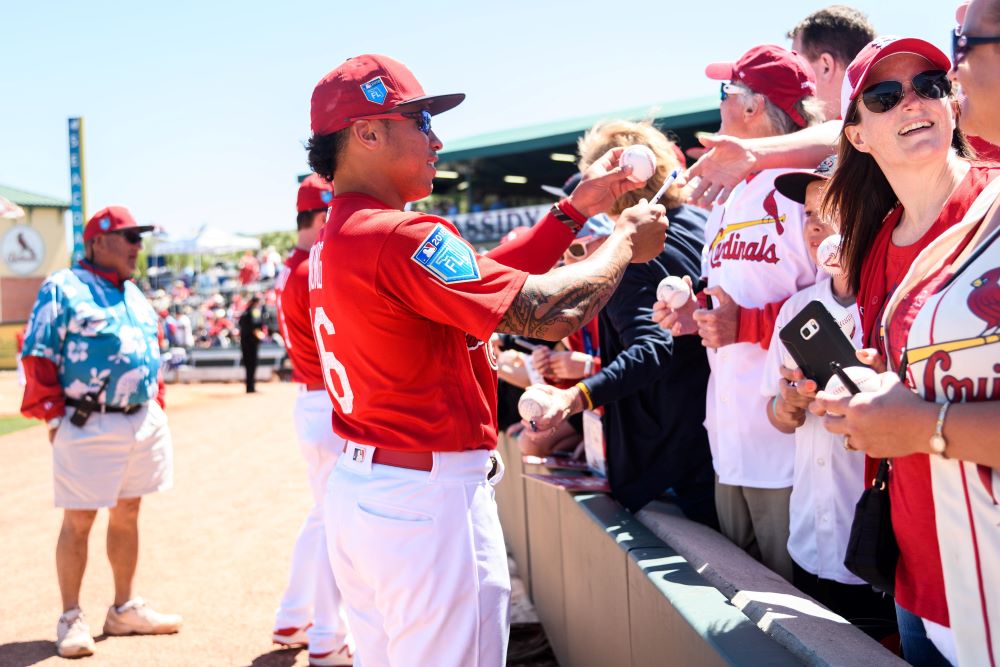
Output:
top-left (375, 217), bottom-right (528, 342)
top-left (736, 298), bottom-right (787, 349)
top-left (485, 210), bottom-right (574, 274)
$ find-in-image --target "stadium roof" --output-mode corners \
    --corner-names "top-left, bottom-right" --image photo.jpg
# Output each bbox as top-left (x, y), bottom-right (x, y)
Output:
top-left (0, 184), bottom-right (70, 209)
top-left (438, 95), bottom-right (719, 161)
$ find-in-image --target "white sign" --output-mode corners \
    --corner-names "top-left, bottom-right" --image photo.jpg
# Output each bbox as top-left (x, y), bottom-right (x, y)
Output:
top-left (451, 204), bottom-right (551, 244)
top-left (2, 224), bottom-right (45, 275)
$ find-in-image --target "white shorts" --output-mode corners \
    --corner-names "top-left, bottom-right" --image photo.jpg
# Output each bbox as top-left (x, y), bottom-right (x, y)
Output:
top-left (52, 401), bottom-right (173, 509)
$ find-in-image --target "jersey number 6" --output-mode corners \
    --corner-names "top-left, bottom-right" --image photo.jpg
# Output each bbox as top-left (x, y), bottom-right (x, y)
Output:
top-left (312, 306), bottom-right (355, 414)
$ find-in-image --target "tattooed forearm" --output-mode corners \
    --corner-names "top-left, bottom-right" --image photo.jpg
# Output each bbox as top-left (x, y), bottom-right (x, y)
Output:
top-left (497, 233), bottom-right (632, 340)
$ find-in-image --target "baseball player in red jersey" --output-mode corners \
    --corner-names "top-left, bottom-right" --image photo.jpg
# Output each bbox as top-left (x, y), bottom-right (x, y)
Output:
top-left (272, 174), bottom-right (353, 666)
top-left (305, 54), bottom-right (667, 666)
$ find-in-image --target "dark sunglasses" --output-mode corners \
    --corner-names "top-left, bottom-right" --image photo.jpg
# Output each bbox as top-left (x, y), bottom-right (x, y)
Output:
top-left (719, 82), bottom-right (744, 102)
top-left (112, 230), bottom-right (144, 244)
top-left (951, 27), bottom-right (1000, 67)
top-left (356, 108), bottom-right (432, 135)
top-left (859, 70), bottom-right (951, 114)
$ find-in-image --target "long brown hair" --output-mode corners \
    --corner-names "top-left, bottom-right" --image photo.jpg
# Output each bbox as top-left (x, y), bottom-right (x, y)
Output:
top-left (821, 97), bottom-right (974, 293)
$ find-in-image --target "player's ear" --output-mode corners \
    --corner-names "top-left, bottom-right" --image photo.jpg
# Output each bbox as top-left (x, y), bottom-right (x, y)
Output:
top-left (351, 120), bottom-right (386, 151)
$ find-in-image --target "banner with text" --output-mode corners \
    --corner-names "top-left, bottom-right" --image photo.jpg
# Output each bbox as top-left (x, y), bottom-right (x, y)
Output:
top-left (451, 204), bottom-right (551, 244)
top-left (68, 117), bottom-right (86, 264)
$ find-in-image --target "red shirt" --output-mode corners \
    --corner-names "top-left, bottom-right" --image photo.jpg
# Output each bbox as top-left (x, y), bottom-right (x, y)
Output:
top-left (276, 247), bottom-right (323, 386)
top-left (873, 166), bottom-right (999, 626)
top-left (309, 193), bottom-right (530, 453)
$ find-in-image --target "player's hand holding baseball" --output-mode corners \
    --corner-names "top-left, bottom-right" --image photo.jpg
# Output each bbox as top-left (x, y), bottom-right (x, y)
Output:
top-left (693, 285), bottom-right (738, 349)
top-left (569, 147), bottom-right (650, 218)
top-left (652, 275), bottom-right (698, 335)
top-left (614, 199), bottom-right (668, 264)
top-left (521, 383), bottom-right (585, 433)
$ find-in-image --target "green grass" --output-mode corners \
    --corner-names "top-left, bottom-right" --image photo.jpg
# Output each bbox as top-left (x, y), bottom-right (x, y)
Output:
top-left (0, 415), bottom-right (38, 437)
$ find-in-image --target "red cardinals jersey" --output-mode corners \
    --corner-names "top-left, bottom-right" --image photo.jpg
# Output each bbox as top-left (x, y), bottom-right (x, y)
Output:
top-left (309, 193), bottom-right (529, 453)
top-left (276, 247), bottom-right (324, 386)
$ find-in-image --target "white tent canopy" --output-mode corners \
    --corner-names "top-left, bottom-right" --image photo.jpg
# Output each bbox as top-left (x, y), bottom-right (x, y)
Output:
top-left (152, 225), bottom-right (260, 255)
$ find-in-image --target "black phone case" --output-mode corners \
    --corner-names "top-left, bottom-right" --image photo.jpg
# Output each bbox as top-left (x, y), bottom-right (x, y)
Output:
top-left (778, 300), bottom-right (864, 388)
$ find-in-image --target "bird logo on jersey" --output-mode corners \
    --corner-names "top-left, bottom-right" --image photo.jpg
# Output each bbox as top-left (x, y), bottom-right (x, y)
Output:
top-left (968, 267), bottom-right (1000, 335)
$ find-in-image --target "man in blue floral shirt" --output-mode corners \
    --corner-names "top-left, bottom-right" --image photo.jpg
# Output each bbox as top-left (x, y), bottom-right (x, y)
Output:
top-left (21, 205), bottom-right (182, 659)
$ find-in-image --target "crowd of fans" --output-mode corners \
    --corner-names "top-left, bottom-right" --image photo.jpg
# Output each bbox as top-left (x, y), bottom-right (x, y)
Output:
top-left (492, 4), bottom-right (1000, 665)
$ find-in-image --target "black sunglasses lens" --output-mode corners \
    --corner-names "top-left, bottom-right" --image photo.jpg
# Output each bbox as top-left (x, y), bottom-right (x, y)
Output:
top-left (913, 71), bottom-right (951, 99)
top-left (720, 82), bottom-right (727, 101)
top-left (119, 232), bottom-right (142, 244)
top-left (861, 81), bottom-right (903, 113)
top-left (405, 110), bottom-right (431, 134)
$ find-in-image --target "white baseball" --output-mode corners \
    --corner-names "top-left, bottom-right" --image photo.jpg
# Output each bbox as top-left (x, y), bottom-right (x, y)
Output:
top-left (825, 301), bottom-right (856, 340)
top-left (518, 386), bottom-right (553, 421)
top-left (817, 234), bottom-right (846, 277)
top-left (823, 365), bottom-right (880, 397)
top-left (656, 276), bottom-right (692, 309)
top-left (620, 145), bottom-right (657, 184)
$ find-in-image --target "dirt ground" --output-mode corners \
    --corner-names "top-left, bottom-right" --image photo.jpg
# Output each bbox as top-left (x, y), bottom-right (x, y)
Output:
top-left (0, 375), bottom-right (347, 667)
top-left (0, 373), bottom-right (554, 667)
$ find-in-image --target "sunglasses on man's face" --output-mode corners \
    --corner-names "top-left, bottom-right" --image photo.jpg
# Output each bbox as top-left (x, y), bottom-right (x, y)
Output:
top-left (859, 70), bottom-right (951, 114)
top-left (355, 109), bottom-right (433, 135)
top-left (719, 82), bottom-right (746, 102)
top-left (112, 230), bottom-right (144, 245)
top-left (951, 27), bottom-right (1000, 67)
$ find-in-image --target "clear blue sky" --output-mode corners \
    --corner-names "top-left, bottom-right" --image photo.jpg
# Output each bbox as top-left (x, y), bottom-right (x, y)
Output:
top-left (0, 0), bottom-right (956, 238)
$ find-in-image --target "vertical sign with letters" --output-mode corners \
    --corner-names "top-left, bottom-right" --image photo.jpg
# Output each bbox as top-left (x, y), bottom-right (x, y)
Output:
top-left (68, 117), bottom-right (87, 264)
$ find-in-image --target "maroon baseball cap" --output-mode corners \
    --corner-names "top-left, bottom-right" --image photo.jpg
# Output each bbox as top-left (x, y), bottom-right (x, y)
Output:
top-left (310, 54), bottom-right (465, 136)
top-left (297, 174), bottom-right (335, 213)
top-left (83, 206), bottom-right (153, 242)
top-left (840, 37), bottom-right (951, 119)
top-left (706, 44), bottom-right (817, 128)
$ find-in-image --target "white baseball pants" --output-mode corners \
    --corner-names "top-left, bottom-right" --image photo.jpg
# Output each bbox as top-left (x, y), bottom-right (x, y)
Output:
top-left (274, 389), bottom-right (350, 653)
top-left (325, 444), bottom-right (510, 667)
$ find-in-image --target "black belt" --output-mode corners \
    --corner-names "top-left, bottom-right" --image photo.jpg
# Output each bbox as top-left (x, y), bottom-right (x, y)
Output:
top-left (65, 398), bottom-right (145, 415)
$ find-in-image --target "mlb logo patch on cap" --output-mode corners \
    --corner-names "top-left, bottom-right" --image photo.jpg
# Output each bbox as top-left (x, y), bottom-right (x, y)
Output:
top-left (321, 191), bottom-right (333, 204)
top-left (361, 77), bottom-right (388, 104)
top-left (411, 224), bottom-right (481, 284)
top-left (99, 217), bottom-right (111, 230)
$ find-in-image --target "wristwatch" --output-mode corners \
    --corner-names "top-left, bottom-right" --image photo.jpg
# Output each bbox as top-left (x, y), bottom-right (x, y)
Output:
top-left (47, 416), bottom-right (63, 430)
top-left (929, 402), bottom-right (950, 458)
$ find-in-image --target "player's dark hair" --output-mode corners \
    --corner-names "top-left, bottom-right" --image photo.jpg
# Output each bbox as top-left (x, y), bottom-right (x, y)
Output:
top-left (787, 6), bottom-right (877, 66)
top-left (306, 129), bottom-right (349, 182)
top-left (296, 209), bottom-right (326, 231)
top-left (821, 97), bottom-right (973, 294)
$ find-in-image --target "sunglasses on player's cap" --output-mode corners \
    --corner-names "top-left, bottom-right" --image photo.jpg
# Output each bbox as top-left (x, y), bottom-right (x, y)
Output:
top-left (83, 206), bottom-right (154, 243)
top-left (840, 36), bottom-right (952, 120)
top-left (310, 54), bottom-right (465, 136)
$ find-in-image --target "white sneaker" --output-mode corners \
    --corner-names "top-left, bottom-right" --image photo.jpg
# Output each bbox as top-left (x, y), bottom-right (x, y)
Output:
top-left (103, 597), bottom-right (182, 636)
top-left (309, 644), bottom-right (354, 666)
top-left (56, 608), bottom-right (96, 658)
top-left (272, 623), bottom-right (311, 647)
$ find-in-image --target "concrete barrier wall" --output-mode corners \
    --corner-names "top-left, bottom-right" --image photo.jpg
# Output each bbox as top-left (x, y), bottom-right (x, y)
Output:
top-left (496, 433), bottom-right (906, 667)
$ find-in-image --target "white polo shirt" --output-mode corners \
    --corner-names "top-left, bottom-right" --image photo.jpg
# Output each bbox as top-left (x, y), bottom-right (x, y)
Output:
top-left (702, 169), bottom-right (819, 488)
top-left (761, 278), bottom-right (866, 584)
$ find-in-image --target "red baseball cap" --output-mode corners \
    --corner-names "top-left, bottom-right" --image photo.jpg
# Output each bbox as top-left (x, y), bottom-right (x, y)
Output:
top-left (297, 174), bottom-right (334, 212)
top-left (310, 54), bottom-right (465, 136)
top-left (706, 45), bottom-right (817, 128)
top-left (83, 206), bottom-right (153, 242)
top-left (840, 37), bottom-right (951, 119)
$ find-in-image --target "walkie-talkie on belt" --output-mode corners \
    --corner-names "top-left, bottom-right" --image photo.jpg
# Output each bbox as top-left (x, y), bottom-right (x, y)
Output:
top-left (70, 377), bottom-right (111, 427)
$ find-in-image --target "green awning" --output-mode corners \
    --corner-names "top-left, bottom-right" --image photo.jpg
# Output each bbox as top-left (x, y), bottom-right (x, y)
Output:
top-left (0, 184), bottom-right (70, 209)
top-left (438, 95), bottom-right (719, 161)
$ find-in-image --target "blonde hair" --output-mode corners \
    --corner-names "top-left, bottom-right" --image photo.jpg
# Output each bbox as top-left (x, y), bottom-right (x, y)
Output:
top-left (577, 120), bottom-right (684, 215)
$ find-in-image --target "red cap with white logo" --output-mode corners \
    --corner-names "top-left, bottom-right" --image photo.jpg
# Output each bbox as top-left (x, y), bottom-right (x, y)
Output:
top-left (840, 36), bottom-right (951, 119)
top-left (83, 206), bottom-right (154, 242)
top-left (705, 45), bottom-right (817, 128)
top-left (310, 54), bottom-right (465, 136)
top-left (296, 174), bottom-right (335, 213)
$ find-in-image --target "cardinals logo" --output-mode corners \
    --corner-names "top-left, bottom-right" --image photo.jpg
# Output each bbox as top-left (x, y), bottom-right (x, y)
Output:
top-left (969, 267), bottom-right (1000, 335)
top-left (762, 189), bottom-right (785, 235)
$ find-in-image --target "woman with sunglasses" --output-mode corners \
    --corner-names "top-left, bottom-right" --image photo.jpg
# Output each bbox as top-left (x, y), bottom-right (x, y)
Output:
top-left (818, 36), bottom-right (1000, 666)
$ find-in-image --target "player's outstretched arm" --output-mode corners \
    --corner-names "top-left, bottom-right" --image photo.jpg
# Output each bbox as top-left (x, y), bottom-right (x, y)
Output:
top-left (497, 200), bottom-right (667, 341)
